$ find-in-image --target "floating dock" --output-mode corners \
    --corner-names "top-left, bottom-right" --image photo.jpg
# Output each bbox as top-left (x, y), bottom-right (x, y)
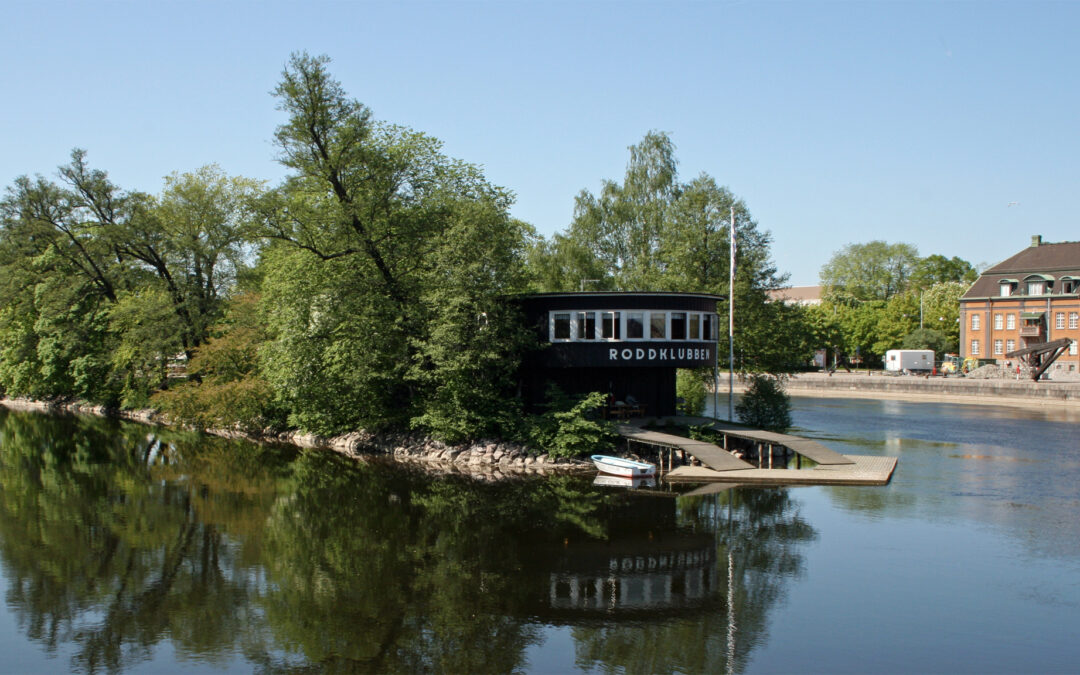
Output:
top-left (663, 454), bottom-right (897, 486)
top-left (615, 416), bottom-right (897, 486)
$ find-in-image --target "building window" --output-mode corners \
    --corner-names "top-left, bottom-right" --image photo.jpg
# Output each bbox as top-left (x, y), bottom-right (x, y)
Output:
top-left (649, 312), bottom-right (666, 339)
top-left (994, 339), bottom-right (1003, 355)
top-left (1072, 341), bottom-right (1079, 356)
top-left (971, 339), bottom-right (980, 355)
top-left (1071, 312), bottom-right (1079, 329)
top-left (1000, 283), bottom-right (1012, 297)
top-left (553, 313), bottom-right (571, 340)
top-left (688, 313), bottom-right (701, 339)
top-left (626, 312), bottom-right (644, 339)
top-left (1027, 281), bottom-right (1045, 295)
top-left (1057, 312), bottom-right (1066, 330)
top-left (601, 311), bottom-right (621, 339)
top-left (576, 311), bottom-right (597, 340)
top-left (1006, 339), bottom-right (1016, 353)
top-left (670, 312), bottom-right (687, 340)
top-left (1006, 314), bottom-right (1016, 330)
top-left (994, 314), bottom-right (1003, 330)
top-left (703, 313), bottom-right (717, 341)
top-left (971, 314), bottom-right (980, 331)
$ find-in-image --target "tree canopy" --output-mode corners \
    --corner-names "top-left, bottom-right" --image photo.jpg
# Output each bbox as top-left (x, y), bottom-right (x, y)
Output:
top-left (528, 131), bottom-right (813, 374)
top-left (820, 240), bottom-right (920, 303)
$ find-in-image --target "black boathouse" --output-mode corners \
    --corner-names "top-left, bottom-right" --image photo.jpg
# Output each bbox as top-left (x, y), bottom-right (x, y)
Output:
top-left (518, 292), bottom-right (722, 417)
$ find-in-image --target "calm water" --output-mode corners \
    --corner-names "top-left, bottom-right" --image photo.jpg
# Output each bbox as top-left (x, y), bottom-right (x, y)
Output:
top-left (0, 398), bottom-right (1078, 674)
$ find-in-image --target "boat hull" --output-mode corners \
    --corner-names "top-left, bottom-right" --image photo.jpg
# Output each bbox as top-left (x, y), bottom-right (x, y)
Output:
top-left (591, 454), bottom-right (657, 477)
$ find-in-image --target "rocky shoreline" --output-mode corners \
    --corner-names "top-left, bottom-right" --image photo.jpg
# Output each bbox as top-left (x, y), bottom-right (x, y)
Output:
top-left (0, 397), bottom-right (594, 479)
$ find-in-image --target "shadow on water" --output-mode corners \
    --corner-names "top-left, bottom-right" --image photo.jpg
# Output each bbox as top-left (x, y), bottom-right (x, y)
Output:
top-left (0, 407), bottom-right (818, 674)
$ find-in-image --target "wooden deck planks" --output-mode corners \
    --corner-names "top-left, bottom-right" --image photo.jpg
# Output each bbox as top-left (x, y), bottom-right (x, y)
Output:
top-left (615, 424), bottom-right (756, 471)
top-left (613, 416), bottom-right (894, 485)
top-left (642, 416), bottom-right (856, 465)
top-left (664, 454), bottom-right (897, 486)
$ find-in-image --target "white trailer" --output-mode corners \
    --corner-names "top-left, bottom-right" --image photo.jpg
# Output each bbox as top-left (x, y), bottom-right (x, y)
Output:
top-left (884, 349), bottom-right (935, 374)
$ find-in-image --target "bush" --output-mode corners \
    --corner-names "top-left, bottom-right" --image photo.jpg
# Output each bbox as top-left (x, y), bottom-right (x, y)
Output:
top-left (676, 369), bottom-right (707, 416)
top-left (153, 376), bottom-right (285, 433)
top-left (735, 374), bottom-right (792, 432)
top-left (527, 386), bottom-right (616, 459)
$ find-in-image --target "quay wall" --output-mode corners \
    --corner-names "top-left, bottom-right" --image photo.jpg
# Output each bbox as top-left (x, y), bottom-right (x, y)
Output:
top-left (728, 372), bottom-right (1080, 407)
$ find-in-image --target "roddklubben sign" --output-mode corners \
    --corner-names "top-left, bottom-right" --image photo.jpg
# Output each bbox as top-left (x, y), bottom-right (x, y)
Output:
top-left (608, 346), bottom-right (712, 362)
top-left (541, 342), bottom-right (714, 369)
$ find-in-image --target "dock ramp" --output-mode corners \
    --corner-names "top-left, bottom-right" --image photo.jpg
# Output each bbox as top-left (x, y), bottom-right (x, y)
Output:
top-left (615, 424), bottom-right (754, 472)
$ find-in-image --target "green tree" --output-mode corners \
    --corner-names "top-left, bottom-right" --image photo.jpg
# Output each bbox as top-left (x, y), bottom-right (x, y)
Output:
top-left (871, 291), bottom-right (920, 356)
top-left (255, 53), bottom-right (532, 439)
top-left (0, 153), bottom-right (261, 405)
top-left (910, 254), bottom-right (977, 290)
top-left (734, 374), bottom-right (792, 432)
top-left (531, 132), bottom-right (810, 375)
top-left (901, 327), bottom-right (951, 354)
top-left (920, 280), bottom-right (966, 351)
top-left (820, 240), bottom-right (920, 302)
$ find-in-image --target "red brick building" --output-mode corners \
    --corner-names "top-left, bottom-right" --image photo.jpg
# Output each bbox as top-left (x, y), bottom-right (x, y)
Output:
top-left (959, 236), bottom-right (1080, 376)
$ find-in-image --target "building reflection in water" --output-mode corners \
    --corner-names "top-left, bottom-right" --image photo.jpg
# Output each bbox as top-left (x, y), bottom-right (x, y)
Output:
top-left (548, 533), bottom-right (718, 613)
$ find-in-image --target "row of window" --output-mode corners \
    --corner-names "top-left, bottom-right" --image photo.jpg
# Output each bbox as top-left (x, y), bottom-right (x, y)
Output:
top-left (550, 310), bottom-right (719, 342)
top-left (973, 312), bottom-right (1080, 331)
top-left (974, 339), bottom-right (1080, 356)
top-left (1000, 279), bottom-right (1080, 297)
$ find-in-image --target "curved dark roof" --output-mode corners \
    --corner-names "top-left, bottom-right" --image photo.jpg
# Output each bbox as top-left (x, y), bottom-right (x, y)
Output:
top-left (963, 241), bottom-right (1080, 299)
top-left (522, 291), bottom-right (724, 301)
top-left (517, 291), bottom-right (723, 313)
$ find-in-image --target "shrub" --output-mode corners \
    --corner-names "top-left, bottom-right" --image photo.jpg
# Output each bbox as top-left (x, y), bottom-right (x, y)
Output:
top-left (527, 386), bottom-right (616, 459)
top-left (735, 374), bottom-right (792, 432)
top-left (676, 368), bottom-right (707, 415)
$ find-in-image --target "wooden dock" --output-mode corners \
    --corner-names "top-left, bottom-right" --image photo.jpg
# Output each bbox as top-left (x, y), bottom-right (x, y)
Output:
top-left (614, 416), bottom-right (896, 486)
top-left (664, 454), bottom-right (897, 486)
top-left (616, 424), bottom-right (755, 471)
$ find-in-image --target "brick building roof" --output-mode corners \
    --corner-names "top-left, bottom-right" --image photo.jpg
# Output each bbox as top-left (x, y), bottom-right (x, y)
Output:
top-left (766, 285), bottom-right (823, 305)
top-left (963, 238), bottom-right (1080, 299)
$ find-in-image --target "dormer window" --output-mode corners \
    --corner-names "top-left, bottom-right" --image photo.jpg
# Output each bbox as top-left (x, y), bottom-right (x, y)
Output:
top-left (1024, 274), bottom-right (1053, 296)
top-left (1060, 276), bottom-right (1079, 294)
top-left (999, 279), bottom-right (1017, 296)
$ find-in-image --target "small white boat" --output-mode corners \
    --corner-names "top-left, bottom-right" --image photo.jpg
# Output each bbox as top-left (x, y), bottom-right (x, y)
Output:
top-left (591, 454), bottom-right (657, 478)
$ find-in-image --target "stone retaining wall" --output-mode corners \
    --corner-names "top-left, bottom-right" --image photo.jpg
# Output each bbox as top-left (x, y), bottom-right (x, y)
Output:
top-left (773, 373), bottom-right (1080, 405)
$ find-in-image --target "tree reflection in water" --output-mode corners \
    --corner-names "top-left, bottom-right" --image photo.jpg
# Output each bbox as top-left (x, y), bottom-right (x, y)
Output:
top-left (0, 408), bottom-right (817, 673)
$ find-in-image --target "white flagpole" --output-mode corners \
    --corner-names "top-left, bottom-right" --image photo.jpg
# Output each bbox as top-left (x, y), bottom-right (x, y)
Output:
top-left (728, 206), bottom-right (735, 421)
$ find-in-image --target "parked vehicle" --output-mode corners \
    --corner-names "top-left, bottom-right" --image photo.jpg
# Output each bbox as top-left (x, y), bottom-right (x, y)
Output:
top-left (940, 353), bottom-right (983, 375)
top-left (884, 349), bottom-right (935, 374)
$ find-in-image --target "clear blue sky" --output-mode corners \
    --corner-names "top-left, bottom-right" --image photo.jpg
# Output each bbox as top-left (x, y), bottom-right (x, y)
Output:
top-left (3, 1), bottom-right (1077, 285)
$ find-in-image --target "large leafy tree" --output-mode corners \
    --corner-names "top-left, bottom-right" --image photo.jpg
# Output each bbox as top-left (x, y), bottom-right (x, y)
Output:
top-left (910, 254), bottom-right (977, 290)
top-left (820, 240), bottom-right (920, 302)
top-left (0, 152), bottom-right (261, 404)
top-left (256, 53), bottom-right (532, 439)
top-left (530, 132), bottom-right (811, 374)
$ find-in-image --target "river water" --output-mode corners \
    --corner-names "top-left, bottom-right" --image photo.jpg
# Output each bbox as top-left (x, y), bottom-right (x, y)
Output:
top-left (0, 397), bottom-right (1078, 674)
